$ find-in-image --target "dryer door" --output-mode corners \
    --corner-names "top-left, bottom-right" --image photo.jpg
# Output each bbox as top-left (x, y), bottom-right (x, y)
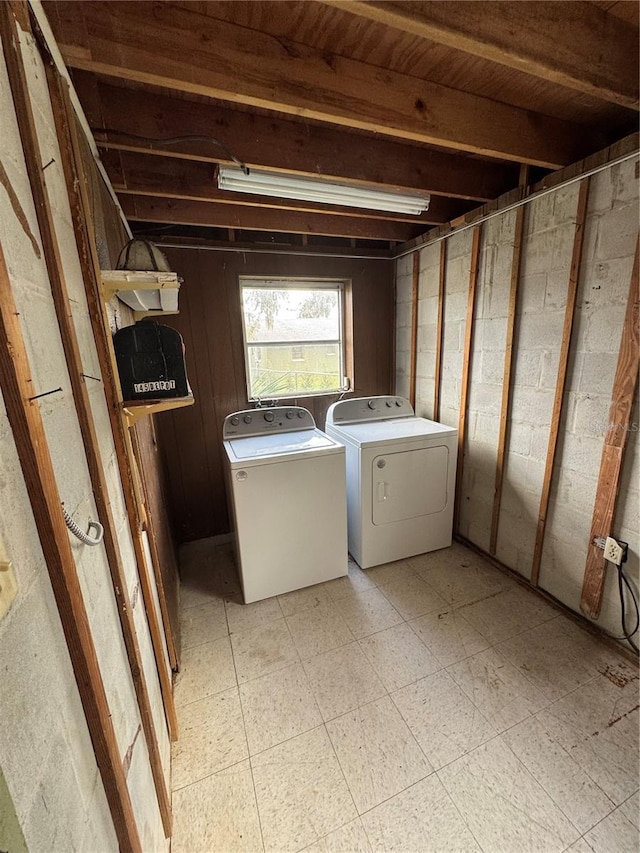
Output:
top-left (372, 445), bottom-right (449, 525)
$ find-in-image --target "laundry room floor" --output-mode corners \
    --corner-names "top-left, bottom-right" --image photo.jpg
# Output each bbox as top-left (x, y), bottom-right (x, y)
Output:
top-left (170, 540), bottom-right (639, 853)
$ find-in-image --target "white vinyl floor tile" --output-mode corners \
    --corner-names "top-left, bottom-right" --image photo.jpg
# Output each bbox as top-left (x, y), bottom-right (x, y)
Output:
top-left (358, 621), bottom-right (441, 692)
top-left (251, 726), bottom-right (357, 852)
top-left (172, 687), bottom-right (248, 790)
top-left (392, 670), bottom-right (496, 770)
top-left (361, 774), bottom-right (481, 852)
top-left (438, 737), bottom-right (579, 853)
top-left (303, 642), bottom-right (387, 721)
top-left (171, 760), bottom-right (263, 853)
top-left (239, 662), bottom-right (322, 755)
top-left (230, 618), bottom-right (299, 684)
top-left (326, 696), bottom-right (432, 813)
top-left (172, 540), bottom-right (638, 853)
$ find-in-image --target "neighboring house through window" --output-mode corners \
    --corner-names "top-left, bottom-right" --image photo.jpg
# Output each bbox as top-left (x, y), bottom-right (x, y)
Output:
top-left (240, 277), bottom-right (348, 399)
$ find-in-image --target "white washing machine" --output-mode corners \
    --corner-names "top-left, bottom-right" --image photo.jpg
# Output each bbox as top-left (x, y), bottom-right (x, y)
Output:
top-left (325, 396), bottom-right (457, 569)
top-left (223, 406), bottom-right (348, 603)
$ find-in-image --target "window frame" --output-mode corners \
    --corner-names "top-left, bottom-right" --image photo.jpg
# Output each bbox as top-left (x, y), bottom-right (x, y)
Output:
top-left (239, 276), bottom-right (349, 401)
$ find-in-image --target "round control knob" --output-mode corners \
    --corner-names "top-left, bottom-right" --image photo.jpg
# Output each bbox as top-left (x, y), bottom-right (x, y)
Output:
top-left (286, 411), bottom-right (295, 419)
top-left (230, 416), bottom-right (240, 426)
top-left (368, 400), bottom-right (377, 410)
top-left (264, 411), bottom-right (275, 422)
top-left (297, 411), bottom-right (305, 418)
top-left (386, 400), bottom-right (393, 407)
top-left (243, 414), bottom-right (252, 424)
top-left (395, 400), bottom-right (402, 407)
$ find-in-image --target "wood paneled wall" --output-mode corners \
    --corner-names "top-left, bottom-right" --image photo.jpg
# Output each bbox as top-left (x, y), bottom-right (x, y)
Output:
top-left (156, 248), bottom-right (394, 542)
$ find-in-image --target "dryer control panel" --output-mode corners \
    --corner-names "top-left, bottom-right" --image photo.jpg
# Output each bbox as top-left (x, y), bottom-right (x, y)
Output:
top-left (223, 406), bottom-right (316, 438)
top-left (326, 396), bottom-right (414, 425)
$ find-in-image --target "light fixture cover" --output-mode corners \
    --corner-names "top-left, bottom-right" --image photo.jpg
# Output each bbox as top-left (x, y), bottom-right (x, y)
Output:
top-left (217, 166), bottom-right (430, 215)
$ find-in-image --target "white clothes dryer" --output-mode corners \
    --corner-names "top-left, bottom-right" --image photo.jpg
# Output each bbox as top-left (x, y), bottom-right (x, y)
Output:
top-left (325, 396), bottom-right (457, 569)
top-left (223, 406), bottom-right (348, 603)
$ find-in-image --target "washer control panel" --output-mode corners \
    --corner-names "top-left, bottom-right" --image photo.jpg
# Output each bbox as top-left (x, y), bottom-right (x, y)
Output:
top-left (326, 396), bottom-right (414, 425)
top-left (223, 406), bottom-right (315, 438)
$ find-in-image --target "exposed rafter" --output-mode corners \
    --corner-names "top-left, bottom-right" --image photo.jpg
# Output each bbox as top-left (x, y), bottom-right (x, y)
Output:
top-left (101, 149), bottom-right (473, 225)
top-left (49, 1), bottom-right (589, 167)
top-left (121, 196), bottom-right (423, 241)
top-left (321, 0), bottom-right (639, 109)
top-left (74, 75), bottom-right (518, 203)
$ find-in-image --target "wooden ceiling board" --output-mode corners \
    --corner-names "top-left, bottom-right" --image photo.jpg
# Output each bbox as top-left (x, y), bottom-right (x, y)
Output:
top-left (77, 75), bottom-right (518, 201)
top-left (42, 1), bottom-right (592, 167)
top-left (39, 0), bottom-right (638, 242)
top-left (167, 1), bottom-right (638, 121)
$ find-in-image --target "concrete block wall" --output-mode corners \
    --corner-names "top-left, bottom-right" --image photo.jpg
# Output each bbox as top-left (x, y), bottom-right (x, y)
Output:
top-left (0, 28), bottom-right (168, 852)
top-left (396, 156), bottom-right (639, 640)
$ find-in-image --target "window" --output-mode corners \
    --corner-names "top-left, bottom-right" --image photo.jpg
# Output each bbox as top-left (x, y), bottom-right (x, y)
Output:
top-left (240, 277), bottom-right (348, 399)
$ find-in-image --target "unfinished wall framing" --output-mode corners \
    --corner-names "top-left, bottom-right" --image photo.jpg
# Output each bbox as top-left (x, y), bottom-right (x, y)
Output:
top-left (0, 6), bottom-right (171, 849)
top-left (396, 141), bottom-right (639, 639)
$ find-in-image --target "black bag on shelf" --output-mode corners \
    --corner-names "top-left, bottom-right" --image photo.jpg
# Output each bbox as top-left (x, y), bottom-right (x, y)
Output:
top-left (114, 321), bottom-right (190, 402)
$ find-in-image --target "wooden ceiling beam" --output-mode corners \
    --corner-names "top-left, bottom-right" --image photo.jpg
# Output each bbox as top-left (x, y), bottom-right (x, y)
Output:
top-left (121, 196), bottom-right (424, 242)
top-left (101, 149), bottom-right (473, 225)
top-left (321, 1), bottom-right (639, 110)
top-left (46, 1), bottom-right (589, 168)
top-left (73, 75), bottom-right (517, 203)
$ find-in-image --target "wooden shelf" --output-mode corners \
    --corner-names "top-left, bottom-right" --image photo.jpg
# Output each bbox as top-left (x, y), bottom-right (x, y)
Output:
top-left (122, 396), bottom-right (194, 427)
top-left (100, 270), bottom-right (181, 319)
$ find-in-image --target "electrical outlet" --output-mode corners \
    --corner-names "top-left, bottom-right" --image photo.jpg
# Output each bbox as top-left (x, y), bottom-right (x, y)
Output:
top-left (604, 536), bottom-right (624, 566)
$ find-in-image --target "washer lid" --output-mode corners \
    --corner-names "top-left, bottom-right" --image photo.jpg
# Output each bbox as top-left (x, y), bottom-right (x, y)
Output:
top-left (225, 428), bottom-right (342, 464)
top-left (330, 416), bottom-right (457, 448)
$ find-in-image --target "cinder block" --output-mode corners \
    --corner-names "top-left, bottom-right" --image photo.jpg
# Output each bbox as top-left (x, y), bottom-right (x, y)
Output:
top-left (580, 256), bottom-right (635, 306)
top-left (518, 273), bottom-right (547, 315)
top-left (395, 273), bottom-right (413, 304)
top-left (446, 256), bottom-right (471, 293)
top-left (517, 309), bottom-right (565, 351)
top-left (477, 348), bottom-right (508, 386)
top-left (395, 326), bottom-right (411, 353)
top-left (584, 303), bottom-right (628, 353)
top-left (446, 228), bottom-right (474, 261)
top-left (527, 193), bottom-right (556, 234)
top-left (509, 385), bottom-right (555, 427)
top-left (594, 204), bottom-right (638, 261)
top-left (551, 466), bottom-right (598, 518)
top-left (572, 394), bottom-right (615, 439)
top-left (559, 431), bottom-right (605, 474)
top-left (474, 317), bottom-right (509, 351)
top-left (468, 382), bottom-right (502, 416)
top-left (445, 290), bottom-right (469, 323)
top-left (417, 322), bottom-right (438, 353)
top-left (471, 412), bottom-right (500, 447)
top-left (418, 295), bottom-right (439, 326)
top-left (508, 421), bottom-right (533, 457)
top-left (396, 301), bottom-right (412, 329)
top-left (513, 351), bottom-right (542, 388)
top-left (521, 230), bottom-right (554, 277)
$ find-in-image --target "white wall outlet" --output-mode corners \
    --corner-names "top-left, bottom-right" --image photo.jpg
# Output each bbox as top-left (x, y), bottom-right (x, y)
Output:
top-left (604, 536), bottom-right (624, 566)
top-left (0, 560), bottom-right (18, 621)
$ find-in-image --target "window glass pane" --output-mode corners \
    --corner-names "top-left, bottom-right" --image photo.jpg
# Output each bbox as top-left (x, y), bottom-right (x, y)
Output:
top-left (243, 287), bottom-right (339, 343)
top-left (247, 343), bottom-right (341, 397)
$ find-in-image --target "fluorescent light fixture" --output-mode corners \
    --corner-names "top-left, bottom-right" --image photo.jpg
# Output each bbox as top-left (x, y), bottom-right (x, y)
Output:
top-left (218, 166), bottom-right (430, 215)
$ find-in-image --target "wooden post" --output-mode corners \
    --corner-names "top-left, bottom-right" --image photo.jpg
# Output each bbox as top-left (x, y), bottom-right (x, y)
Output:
top-left (581, 238), bottom-right (639, 617)
top-left (453, 225), bottom-right (482, 532)
top-left (531, 178), bottom-right (590, 586)
top-left (52, 55), bottom-right (179, 741)
top-left (44, 64), bottom-right (172, 835)
top-left (409, 250), bottom-right (420, 408)
top-left (490, 203), bottom-right (526, 553)
top-left (433, 240), bottom-right (446, 421)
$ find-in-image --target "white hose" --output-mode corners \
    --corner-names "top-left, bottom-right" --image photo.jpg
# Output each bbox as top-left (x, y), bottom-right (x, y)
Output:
top-left (62, 506), bottom-right (104, 546)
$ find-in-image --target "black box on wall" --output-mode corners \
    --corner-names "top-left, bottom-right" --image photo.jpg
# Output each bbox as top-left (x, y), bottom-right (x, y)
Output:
top-left (114, 321), bottom-right (190, 401)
